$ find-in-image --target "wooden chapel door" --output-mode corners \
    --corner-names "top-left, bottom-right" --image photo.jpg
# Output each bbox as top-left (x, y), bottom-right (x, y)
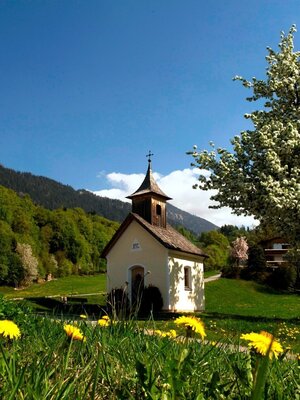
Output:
top-left (131, 266), bottom-right (144, 306)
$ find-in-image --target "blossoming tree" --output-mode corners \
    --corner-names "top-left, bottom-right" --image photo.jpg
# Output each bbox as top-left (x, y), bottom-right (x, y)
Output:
top-left (189, 26), bottom-right (300, 248)
top-left (231, 237), bottom-right (249, 267)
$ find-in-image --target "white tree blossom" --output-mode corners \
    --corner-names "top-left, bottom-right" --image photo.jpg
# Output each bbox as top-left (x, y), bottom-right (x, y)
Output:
top-left (231, 237), bottom-right (249, 267)
top-left (189, 26), bottom-right (300, 246)
top-left (16, 243), bottom-right (39, 284)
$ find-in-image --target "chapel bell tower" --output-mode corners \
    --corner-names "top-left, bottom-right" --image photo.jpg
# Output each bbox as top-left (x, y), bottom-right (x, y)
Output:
top-left (127, 152), bottom-right (172, 228)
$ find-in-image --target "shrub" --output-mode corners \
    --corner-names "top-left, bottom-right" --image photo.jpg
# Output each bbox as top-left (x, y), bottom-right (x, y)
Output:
top-left (268, 264), bottom-right (297, 291)
top-left (7, 253), bottom-right (25, 287)
top-left (140, 285), bottom-right (163, 315)
top-left (56, 254), bottom-right (73, 277)
top-left (239, 266), bottom-right (271, 284)
top-left (247, 244), bottom-right (266, 271)
top-left (221, 265), bottom-right (242, 279)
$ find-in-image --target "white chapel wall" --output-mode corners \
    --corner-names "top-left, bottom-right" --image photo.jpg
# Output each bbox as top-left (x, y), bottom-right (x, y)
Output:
top-left (106, 220), bottom-right (169, 305)
top-left (168, 254), bottom-right (205, 312)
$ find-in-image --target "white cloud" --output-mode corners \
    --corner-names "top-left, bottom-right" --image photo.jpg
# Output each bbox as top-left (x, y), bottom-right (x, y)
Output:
top-left (93, 168), bottom-right (258, 228)
top-left (93, 172), bottom-right (145, 202)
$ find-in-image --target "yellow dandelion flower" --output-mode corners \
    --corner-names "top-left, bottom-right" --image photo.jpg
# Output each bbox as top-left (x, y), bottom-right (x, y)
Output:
top-left (101, 315), bottom-right (110, 320)
top-left (0, 320), bottom-right (21, 340)
top-left (153, 329), bottom-right (177, 338)
top-left (80, 314), bottom-right (87, 319)
top-left (154, 329), bottom-right (165, 337)
top-left (98, 318), bottom-right (110, 327)
top-left (240, 331), bottom-right (283, 359)
top-left (64, 324), bottom-right (86, 341)
top-left (168, 329), bottom-right (177, 338)
top-left (174, 315), bottom-right (206, 339)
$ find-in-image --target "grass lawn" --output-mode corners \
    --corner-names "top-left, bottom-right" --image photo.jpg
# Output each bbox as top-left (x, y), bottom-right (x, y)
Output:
top-left (1, 274), bottom-right (299, 351)
top-left (1, 274), bottom-right (106, 299)
top-left (0, 275), bottom-right (107, 314)
top-left (153, 277), bottom-right (300, 352)
top-left (201, 278), bottom-right (300, 352)
top-left (205, 278), bottom-right (299, 319)
top-left (1, 312), bottom-right (297, 399)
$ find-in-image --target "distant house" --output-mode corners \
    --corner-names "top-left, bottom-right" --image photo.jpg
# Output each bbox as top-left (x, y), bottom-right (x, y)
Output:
top-left (101, 157), bottom-right (207, 312)
top-left (260, 237), bottom-right (291, 268)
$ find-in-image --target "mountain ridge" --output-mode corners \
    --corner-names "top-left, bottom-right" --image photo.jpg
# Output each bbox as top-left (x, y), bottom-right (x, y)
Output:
top-left (0, 164), bottom-right (218, 234)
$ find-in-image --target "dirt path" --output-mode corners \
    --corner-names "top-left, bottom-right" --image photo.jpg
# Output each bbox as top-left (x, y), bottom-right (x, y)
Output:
top-left (204, 273), bottom-right (221, 283)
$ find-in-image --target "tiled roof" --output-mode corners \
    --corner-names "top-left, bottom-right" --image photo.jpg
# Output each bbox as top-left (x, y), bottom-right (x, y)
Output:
top-left (102, 213), bottom-right (207, 258)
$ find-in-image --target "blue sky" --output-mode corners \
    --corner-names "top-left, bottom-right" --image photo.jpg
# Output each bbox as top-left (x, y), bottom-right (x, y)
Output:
top-left (1, 1), bottom-right (299, 226)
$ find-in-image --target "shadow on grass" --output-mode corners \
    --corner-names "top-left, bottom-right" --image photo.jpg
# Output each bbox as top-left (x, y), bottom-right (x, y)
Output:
top-left (201, 311), bottom-right (300, 324)
top-left (139, 309), bottom-right (300, 324)
top-left (26, 296), bottom-right (105, 319)
top-left (24, 297), bottom-right (300, 326)
top-left (25, 296), bottom-right (180, 321)
top-left (254, 284), bottom-right (298, 295)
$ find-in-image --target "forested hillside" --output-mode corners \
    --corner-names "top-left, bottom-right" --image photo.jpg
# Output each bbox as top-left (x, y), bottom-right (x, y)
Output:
top-left (0, 164), bottom-right (129, 222)
top-left (0, 164), bottom-right (218, 234)
top-left (0, 185), bottom-right (119, 287)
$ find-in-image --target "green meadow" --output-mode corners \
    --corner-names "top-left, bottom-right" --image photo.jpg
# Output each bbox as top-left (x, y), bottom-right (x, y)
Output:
top-left (0, 276), bottom-right (299, 398)
top-left (1, 274), bottom-right (106, 299)
top-left (1, 274), bottom-right (299, 352)
top-left (202, 279), bottom-right (300, 353)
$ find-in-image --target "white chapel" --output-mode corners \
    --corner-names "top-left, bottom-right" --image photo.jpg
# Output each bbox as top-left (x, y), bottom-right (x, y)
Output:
top-left (101, 156), bottom-right (206, 312)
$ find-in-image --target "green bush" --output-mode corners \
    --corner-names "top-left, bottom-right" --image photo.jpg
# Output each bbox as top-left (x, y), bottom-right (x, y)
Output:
top-left (199, 231), bottom-right (230, 271)
top-left (268, 264), bottom-right (297, 291)
top-left (140, 285), bottom-right (163, 315)
top-left (248, 244), bottom-right (266, 271)
top-left (221, 265), bottom-right (242, 279)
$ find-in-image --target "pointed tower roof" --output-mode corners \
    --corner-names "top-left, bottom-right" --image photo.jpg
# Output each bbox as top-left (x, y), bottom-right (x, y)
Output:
top-left (127, 158), bottom-right (172, 200)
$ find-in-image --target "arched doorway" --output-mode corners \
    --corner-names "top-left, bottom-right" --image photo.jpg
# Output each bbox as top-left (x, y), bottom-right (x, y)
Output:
top-left (130, 266), bottom-right (144, 307)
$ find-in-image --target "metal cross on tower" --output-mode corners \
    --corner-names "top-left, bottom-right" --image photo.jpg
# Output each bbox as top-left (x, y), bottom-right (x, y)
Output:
top-left (146, 150), bottom-right (154, 163)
